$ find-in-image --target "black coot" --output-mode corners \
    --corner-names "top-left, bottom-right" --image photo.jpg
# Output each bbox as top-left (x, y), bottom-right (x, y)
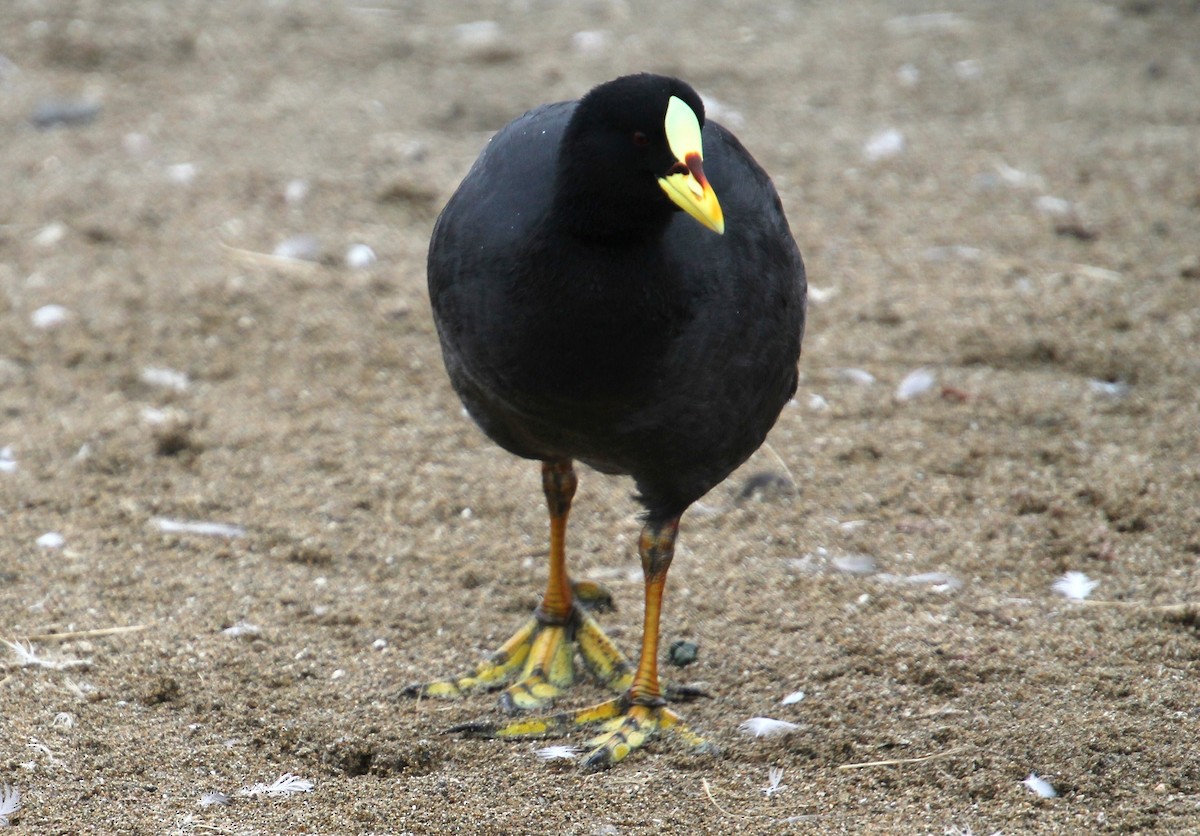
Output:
top-left (418, 73), bottom-right (806, 770)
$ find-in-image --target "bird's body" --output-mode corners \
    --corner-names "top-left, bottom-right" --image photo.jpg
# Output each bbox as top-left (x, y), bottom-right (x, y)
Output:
top-left (418, 74), bottom-right (806, 769)
top-left (430, 96), bottom-right (805, 516)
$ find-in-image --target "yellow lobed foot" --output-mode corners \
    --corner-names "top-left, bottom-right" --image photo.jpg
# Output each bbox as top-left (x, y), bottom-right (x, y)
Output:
top-left (404, 603), bottom-right (632, 712)
top-left (450, 693), bottom-right (718, 771)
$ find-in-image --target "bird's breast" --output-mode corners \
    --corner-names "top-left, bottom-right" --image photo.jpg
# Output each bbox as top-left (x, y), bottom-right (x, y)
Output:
top-left (474, 241), bottom-right (686, 407)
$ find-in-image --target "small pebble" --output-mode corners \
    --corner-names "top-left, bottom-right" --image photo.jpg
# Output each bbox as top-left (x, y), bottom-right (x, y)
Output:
top-left (31, 304), bottom-right (70, 329)
top-left (144, 407), bottom-right (197, 456)
top-left (571, 30), bottom-right (610, 54)
top-left (923, 245), bottom-right (982, 263)
top-left (837, 367), bottom-right (876, 386)
top-left (285, 178), bottom-right (310, 205)
top-left (864, 128), bottom-right (905, 161)
top-left (221, 621), bottom-right (262, 639)
top-left (1179, 255), bottom-right (1200, 280)
top-left (737, 471), bottom-right (792, 502)
top-left (668, 639), bottom-right (698, 667)
top-left (345, 243), bottom-right (376, 269)
top-left (31, 98), bottom-right (101, 129)
top-left (166, 163), bottom-right (197, 185)
top-left (1035, 195), bottom-right (1073, 218)
top-left (452, 20), bottom-right (515, 61)
top-left (37, 532), bottom-right (65, 549)
top-left (1071, 264), bottom-right (1122, 282)
top-left (122, 131), bottom-right (152, 158)
top-left (895, 367), bottom-right (936, 401)
top-left (994, 162), bottom-right (1045, 190)
top-left (33, 222), bottom-right (67, 248)
top-left (954, 59), bottom-right (982, 80)
top-left (1088, 379), bottom-right (1130, 398)
top-left (832, 553), bottom-right (877, 574)
top-left (153, 518), bottom-right (245, 538)
top-left (454, 20), bottom-right (501, 48)
top-left (1022, 773), bottom-right (1058, 799)
top-left (916, 572), bottom-right (962, 591)
top-left (140, 367), bottom-right (190, 392)
top-left (806, 285), bottom-right (838, 304)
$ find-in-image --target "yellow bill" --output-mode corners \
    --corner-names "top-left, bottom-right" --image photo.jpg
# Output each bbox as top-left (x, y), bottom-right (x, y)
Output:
top-left (657, 95), bottom-right (725, 235)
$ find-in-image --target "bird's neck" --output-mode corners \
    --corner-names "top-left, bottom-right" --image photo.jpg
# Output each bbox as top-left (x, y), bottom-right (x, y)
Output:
top-left (549, 174), bottom-right (676, 244)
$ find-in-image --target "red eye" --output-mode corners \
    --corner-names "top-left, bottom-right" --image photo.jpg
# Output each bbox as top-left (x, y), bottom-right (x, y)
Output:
top-left (632, 131), bottom-right (649, 147)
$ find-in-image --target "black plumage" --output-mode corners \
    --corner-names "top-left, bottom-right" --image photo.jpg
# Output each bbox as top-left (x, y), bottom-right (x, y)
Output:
top-left (429, 74), bottom-right (805, 517)
top-left (420, 73), bottom-right (806, 768)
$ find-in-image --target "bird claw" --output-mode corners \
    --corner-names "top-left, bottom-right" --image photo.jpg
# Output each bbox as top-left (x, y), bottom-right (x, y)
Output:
top-left (446, 711), bottom-right (575, 740)
top-left (579, 700), bottom-right (717, 770)
top-left (449, 694), bottom-right (717, 771)
top-left (663, 682), bottom-right (710, 703)
top-left (405, 602), bottom-right (632, 711)
top-left (443, 721), bottom-right (495, 738)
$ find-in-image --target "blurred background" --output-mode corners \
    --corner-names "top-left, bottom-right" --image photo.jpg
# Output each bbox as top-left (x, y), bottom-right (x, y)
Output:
top-left (1, 1), bottom-right (1199, 832)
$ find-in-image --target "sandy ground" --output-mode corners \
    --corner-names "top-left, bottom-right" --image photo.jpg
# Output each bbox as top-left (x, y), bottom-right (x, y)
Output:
top-left (2, 0), bottom-right (1199, 833)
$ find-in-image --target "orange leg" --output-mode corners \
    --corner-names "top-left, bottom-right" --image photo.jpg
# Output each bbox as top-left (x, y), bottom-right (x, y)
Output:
top-left (627, 517), bottom-right (678, 705)
top-left (576, 516), bottom-right (714, 770)
top-left (406, 460), bottom-right (631, 710)
top-left (537, 459), bottom-right (576, 624)
top-left (452, 515), bottom-right (717, 771)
